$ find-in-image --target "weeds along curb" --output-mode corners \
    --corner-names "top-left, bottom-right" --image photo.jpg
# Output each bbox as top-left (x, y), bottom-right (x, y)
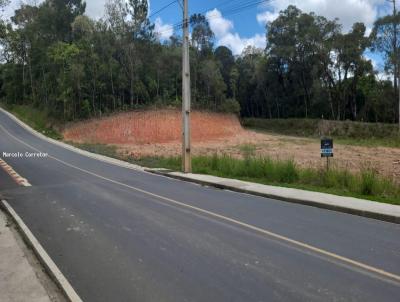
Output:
top-left (0, 200), bottom-right (83, 302)
top-left (147, 170), bottom-right (400, 225)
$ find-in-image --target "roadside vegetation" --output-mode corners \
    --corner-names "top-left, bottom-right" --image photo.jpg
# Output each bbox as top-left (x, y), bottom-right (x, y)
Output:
top-left (71, 142), bottom-right (400, 206)
top-left (136, 156), bottom-right (400, 205)
top-left (0, 1), bottom-right (399, 129)
top-left (0, 103), bottom-right (62, 139)
top-left (243, 118), bottom-right (400, 148)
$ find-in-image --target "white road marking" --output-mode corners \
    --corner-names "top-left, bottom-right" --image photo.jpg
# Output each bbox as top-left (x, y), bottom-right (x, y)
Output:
top-left (0, 123), bottom-right (400, 285)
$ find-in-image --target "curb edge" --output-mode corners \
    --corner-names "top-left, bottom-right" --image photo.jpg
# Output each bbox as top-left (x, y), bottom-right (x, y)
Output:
top-left (0, 200), bottom-right (83, 302)
top-left (147, 170), bottom-right (400, 225)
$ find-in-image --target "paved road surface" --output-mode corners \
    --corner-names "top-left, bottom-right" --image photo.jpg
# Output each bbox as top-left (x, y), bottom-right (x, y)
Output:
top-left (0, 109), bottom-right (399, 302)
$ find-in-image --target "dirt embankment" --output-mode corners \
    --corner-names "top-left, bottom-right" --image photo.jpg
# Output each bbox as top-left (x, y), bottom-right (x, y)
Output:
top-left (62, 110), bottom-right (400, 180)
top-left (63, 109), bottom-right (243, 145)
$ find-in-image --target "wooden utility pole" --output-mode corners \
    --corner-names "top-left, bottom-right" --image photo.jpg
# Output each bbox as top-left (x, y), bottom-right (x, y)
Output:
top-left (182, 0), bottom-right (192, 172)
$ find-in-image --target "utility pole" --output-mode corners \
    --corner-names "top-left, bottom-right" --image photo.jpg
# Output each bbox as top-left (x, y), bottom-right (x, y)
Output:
top-left (181, 0), bottom-right (192, 172)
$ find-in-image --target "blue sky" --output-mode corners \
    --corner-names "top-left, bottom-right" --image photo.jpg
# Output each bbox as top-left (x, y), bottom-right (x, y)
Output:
top-left (3, 0), bottom-right (394, 74)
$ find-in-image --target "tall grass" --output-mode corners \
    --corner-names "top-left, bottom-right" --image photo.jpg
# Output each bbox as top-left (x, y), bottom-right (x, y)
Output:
top-left (67, 142), bottom-right (400, 205)
top-left (136, 154), bottom-right (400, 205)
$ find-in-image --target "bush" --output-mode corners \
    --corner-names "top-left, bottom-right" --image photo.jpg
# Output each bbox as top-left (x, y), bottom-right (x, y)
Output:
top-left (81, 100), bottom-right (91, 118)
top-left (219, 99), bottom-right (241, 114)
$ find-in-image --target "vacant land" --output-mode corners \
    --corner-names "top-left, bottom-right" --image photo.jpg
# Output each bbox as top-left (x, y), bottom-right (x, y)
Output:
top-left (243, 118), bottom-right (400, 148)
top-left (63, 109), bottom-right (243, 144)
top-left (62, 110), bottom-right (400, 181)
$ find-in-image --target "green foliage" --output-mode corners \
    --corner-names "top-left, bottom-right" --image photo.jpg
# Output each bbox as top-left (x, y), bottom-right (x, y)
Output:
top-left (359, 168), bottom-right (379, 196)
top-left (66, 139), bottom-right (400, 205)
top-left (1, 103), bottom-right (62, 139)
top-left (239, 143), bottom-right (256, 157)
top-left (69, 142), bottom-right (119, 158)
top-left (0, 2), bottom-right (398, 126)
top-left (219, 98), bottom-right (241, 114)
top-left (81, 99), bottom-right (90, 118)
top-left (133, 155), bottom-right (400, 205)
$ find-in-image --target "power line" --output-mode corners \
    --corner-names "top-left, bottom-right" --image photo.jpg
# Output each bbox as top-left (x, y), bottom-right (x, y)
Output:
top-left (148, 0), bottom-right (178, 19)
top-left (156, 0), bottom-right (272, 35)
top-left (156, 0), bottom-right (248, 34)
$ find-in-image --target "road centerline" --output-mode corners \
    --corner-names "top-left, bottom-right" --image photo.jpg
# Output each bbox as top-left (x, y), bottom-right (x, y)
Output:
top-left (1, 122), bottom-right (400, 286)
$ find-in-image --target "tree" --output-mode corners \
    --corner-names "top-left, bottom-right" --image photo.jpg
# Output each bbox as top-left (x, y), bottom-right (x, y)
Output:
top-left (0, 2), bottom-right (396, 124)
top-left (371, 0), bottom-right (400, 128)
top-left (199, 59), bottom-right (226, 109)
top-left (190, 14), bottom-right (214, 53)
top-left (215, 46), bottom-right (235, 97)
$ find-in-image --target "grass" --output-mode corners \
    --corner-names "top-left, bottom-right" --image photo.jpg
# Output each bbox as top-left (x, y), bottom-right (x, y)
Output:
top-left (68, 142), bottom-right (119, 158)
top-left (243, 118), bottom-right (400, 148)
top-left (70, 142), bottom-right (400, 205)
top-left (137, 155), bottom-right (400, 205)
top-left (0, 103), bottom-right (62, 140)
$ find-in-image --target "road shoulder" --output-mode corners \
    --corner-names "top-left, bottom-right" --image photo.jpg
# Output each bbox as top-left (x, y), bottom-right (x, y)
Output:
top-left (147, 169), bottom-right (400, 224)
top-left (0, 207), bottom-right (65, 302)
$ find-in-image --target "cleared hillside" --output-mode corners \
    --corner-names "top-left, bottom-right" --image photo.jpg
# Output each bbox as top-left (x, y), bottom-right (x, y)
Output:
top-left (62, 110), bottom-right (243, 145)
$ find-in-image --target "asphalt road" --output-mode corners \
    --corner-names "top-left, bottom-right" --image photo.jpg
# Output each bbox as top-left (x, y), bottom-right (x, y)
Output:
top-left (0, 109), bottom-right (400, 302)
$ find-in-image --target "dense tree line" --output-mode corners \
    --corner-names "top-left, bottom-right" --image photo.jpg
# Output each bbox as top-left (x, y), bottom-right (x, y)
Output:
top-left (0, 0), bottom-right (398, 125)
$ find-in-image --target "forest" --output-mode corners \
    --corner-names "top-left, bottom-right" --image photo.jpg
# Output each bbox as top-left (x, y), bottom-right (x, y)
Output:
top-left (0, 0), bottom-right (399, 124)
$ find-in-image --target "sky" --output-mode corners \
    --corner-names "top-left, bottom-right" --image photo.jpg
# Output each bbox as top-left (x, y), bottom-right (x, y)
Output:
top-left (3, 0), bottom-right (394, 74)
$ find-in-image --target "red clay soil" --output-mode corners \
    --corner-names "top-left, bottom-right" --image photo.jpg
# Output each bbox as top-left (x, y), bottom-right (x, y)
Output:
top-left (63, 109), bottom-right (244, 145)
top-left (62, 110), bottom-right (400, 180)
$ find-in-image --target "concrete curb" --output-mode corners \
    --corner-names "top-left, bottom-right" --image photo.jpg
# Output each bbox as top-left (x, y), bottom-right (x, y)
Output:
top-left (0, 107), bottom-right (145, 172)
top-left (2, 106), bottom-right (399, 224)
top-left (147, 170), bottom-right (400, 224)
top-left (0, 200), bottom-right (83, 302)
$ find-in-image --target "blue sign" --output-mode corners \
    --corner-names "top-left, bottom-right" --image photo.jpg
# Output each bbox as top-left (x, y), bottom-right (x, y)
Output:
top-left (321, 139), bottom-right (333, 157)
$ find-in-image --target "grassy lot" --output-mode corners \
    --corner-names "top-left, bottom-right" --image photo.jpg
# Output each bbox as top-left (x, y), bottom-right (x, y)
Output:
top-left (243, 118), bottom-right (400, 148)
top-left (71, 142), bottom-right (400, 205)
top-left (0, 103), bottom-right (62, 140)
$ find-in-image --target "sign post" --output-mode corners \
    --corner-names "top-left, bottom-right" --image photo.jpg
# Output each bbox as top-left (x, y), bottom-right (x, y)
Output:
top-left (321, 138), bottom-right (333, 171)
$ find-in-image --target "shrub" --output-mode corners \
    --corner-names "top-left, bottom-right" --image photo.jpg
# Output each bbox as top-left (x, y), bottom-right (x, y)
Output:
top-left (81, 99), bottom-right (91, 118)
top-left (219, 99), bottom-right (241, 114)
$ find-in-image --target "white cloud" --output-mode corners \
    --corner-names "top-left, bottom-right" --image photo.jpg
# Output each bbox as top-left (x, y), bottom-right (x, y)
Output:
top-left (85, 0), bottom-right (107, 19)
top-left (364, 52), bottom-right (391, 81)
top-left (206, 8), bottom-right (265, 55)
top-left (205, 8), bottom-right (233, 37)
top-left (5, 0), bottom-right (107, 19)
top-left (154, 17), bottom-right (173, 40)
top-left (256, 11), bottom-right (279, 25)
top-left (257, 0), bottom-right (387, 32)
top-left (218, 33), bottom-right (265, 56)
